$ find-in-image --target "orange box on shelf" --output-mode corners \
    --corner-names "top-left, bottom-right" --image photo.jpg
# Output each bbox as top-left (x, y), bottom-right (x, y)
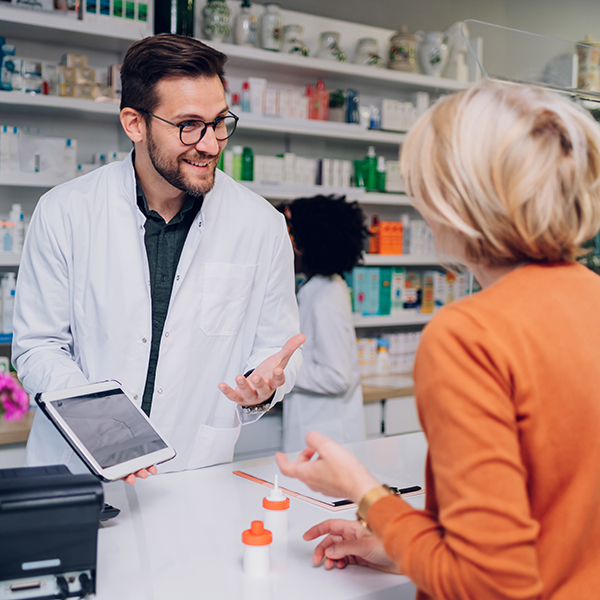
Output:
top-left (378, 221), bottom-right (403, 255)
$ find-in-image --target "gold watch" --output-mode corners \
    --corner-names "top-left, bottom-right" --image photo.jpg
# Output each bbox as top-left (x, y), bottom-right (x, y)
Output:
top-left (356, 484), bottom-right (393, 530)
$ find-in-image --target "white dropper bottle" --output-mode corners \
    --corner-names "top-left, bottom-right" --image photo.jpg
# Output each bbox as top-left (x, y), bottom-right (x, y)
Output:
top-left (263, 475), bottom-right (290, 540)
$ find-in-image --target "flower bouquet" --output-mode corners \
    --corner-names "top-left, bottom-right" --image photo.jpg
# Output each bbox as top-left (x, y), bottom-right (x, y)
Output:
top-left (0, 372), bottom-right (29, 422)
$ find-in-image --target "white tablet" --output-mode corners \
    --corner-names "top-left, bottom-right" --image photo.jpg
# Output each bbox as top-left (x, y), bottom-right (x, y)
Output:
top-left (35, 380), bottom-right (176, 482)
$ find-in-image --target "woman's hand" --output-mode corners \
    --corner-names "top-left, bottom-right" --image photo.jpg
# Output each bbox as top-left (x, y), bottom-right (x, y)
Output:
top-left (304, 519), bottom-right (401, 574)
top-left (275, 431), bottom-right (380, 502)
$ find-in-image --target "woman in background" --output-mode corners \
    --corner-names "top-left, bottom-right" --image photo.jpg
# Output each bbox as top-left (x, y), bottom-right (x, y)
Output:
top-left (281, 195), bottom-right (369, 452)
top-left (277, 81), bottom-right (600, 599)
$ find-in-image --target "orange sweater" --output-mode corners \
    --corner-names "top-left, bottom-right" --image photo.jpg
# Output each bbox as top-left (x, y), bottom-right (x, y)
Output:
top-left (368, 262), bottom-right (600, 600)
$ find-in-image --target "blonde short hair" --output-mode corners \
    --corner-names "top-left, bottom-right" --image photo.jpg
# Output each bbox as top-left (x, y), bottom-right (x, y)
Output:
top-left (401, 81), bottom-right (600, 265)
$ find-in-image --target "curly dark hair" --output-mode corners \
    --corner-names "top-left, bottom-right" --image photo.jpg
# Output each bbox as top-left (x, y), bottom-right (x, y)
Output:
top-left (285, 195), bottom-right (369, 276)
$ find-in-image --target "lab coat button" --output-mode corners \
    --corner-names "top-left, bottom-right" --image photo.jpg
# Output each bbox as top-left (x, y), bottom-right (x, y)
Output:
top-left (133, 395), bottom-right (138, 400)
top-left (142, 338), bottom-right (147, 343)
top-left (165, 331), bottom-right (169, 337)
top-left (176, 275), bottom-right (180, 281)
top-left (157, 388), bottom-right (163, 394)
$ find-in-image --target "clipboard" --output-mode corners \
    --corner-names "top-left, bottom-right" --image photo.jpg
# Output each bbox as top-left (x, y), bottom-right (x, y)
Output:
top-left (233, 464), bottom-right (423, 511)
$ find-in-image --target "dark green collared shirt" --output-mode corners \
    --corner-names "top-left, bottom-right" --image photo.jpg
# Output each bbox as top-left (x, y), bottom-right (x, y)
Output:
top-left (136, 176), bottom-right (203, 416)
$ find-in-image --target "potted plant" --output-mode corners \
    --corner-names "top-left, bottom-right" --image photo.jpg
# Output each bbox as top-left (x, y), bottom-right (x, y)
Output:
top-left (329, 89), bottom-right (346, 122)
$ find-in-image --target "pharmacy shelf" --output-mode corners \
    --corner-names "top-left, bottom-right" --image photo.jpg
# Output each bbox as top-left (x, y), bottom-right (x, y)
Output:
top-left (358, 192), bottom-right (410, 205)
top-left (207, 40), bottom-right (470, 94)
top-left (0, 92), bottom-right (120, 118)
top-left (243, 183), bottom-right (410, 204)
top-left (362, 254), bottom-right (442, 266)
top-left (353, 313), bottom-right (434, 328)
top-left (0, 5), bottom-right (144, 52)
top-left (237, 114), bottom-right (405, 145)
top-left (0, 172), bottom-right (73, 188)
top-left (0, 255), bottom-right (20, 267)
top-left (242, 182), bottom-right (366, 200)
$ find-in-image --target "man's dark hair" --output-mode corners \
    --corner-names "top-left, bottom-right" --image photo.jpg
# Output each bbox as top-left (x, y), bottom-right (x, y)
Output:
top-left (120, 34), bottom-right (227, 115)
top-left (285, 195), bottom-right (369, 277)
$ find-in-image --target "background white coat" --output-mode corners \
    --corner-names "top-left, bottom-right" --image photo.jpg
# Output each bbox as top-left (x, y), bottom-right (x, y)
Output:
top-left (283, 274), bottom-right (365, 452)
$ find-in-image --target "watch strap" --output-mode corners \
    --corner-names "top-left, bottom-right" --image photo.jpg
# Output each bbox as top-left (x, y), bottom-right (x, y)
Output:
top-left (356, 484), bottom-right (393, 529)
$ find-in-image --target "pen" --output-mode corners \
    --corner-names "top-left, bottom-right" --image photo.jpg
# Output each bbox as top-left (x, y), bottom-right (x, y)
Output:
top-left (388, 485), bottom-right (422, 496)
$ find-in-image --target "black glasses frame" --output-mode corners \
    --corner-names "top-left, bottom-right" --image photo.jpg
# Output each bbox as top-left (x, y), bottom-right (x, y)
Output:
top-left (136, 109), bottom-right (239, 145)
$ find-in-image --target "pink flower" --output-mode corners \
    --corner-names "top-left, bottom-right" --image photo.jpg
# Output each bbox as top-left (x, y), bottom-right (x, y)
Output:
top-left (0, 373), bottom-right (29, 422)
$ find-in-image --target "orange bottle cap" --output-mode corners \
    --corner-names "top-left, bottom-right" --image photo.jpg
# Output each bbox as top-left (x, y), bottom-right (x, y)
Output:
top-left (242, 520), bottom-right (272, 546)
top-left (263, 496), bottom-right (290, 511)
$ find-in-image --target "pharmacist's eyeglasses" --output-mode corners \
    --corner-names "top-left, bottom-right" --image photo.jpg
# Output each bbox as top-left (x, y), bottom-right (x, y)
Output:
top-left (136, 109), bottom-right (239, 144)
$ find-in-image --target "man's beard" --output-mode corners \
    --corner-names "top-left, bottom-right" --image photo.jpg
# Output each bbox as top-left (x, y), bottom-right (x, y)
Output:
top-left (146, 127), bottom-right (220, 197)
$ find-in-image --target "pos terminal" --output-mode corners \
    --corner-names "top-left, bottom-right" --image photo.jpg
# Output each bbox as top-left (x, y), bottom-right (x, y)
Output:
top-left (0, 465), bottom-right (103, 600)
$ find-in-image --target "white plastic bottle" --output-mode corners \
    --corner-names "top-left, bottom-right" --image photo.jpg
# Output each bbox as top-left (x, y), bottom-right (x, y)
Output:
top-left (376, 339), bottom-right (391, 375)
top-left (2, 272), bottom-right (16, 335)
top-left (9, 204), bottom-right (23, 255)
top-left (242, 520), bottom-right (272, 577)
top-left (64, 139), bottom-right (77, 177)
top-left (263, 475), bottom-right (290, 540)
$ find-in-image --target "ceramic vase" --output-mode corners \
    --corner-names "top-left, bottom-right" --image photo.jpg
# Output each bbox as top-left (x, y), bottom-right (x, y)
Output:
top-left (202, 0), bottom-right (231, 42)
top-left (387, 25), bottom-right (416, 72)
top-left (281, 24), bottom-right (309, 56)
top-left (353, 38), bottom-right (383, 68)
top-left (234, 0), bottom-right (257, 47)
top-left (260, 3), bottom-right (284, 52)
top-left (415, 30), bottom-right (449, 77)
top-left (317, 31), bottom-right (346, 62)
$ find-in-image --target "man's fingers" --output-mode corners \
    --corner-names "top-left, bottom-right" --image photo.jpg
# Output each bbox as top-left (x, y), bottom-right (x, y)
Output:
top-left (275, 333), bottom-right (306, 370)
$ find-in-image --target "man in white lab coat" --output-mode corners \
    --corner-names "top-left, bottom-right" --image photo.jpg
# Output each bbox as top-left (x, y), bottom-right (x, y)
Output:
top-left (12, 34), bottom-right (304, 477)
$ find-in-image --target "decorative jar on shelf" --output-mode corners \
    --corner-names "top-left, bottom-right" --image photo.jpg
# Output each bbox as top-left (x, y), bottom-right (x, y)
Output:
top-left (317, 31), bottom-right (346, 62)
top-left (234, 0), bottom-right (257, 47)
top-left (353, 38), bottom-right (383, 68)
top-left (202, 0), bottom-right (231, 42)
top-left (388, 25), bottom-right (416, 72)
top-left (281, 24), bottom-right (309, 56)
top-left (260, 3), bottom-right (284, 52)
top-left (415, 30), bottom-right (449, 77)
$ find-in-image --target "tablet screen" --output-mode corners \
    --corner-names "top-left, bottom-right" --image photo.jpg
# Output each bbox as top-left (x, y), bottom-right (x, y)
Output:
top-left (51, 389), bottom-right (168, 468)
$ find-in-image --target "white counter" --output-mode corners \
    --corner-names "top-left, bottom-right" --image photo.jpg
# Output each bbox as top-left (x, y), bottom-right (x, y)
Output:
top-left (98, 433), bottom-right (427, 600)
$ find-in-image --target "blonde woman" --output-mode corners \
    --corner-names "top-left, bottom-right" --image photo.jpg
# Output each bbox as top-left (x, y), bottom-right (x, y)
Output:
top-left (277, 81), bottom-right (600, 600)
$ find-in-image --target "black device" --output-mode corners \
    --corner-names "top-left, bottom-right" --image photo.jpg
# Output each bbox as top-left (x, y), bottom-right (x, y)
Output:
top-left (0, 465), bottom-right (103, 599)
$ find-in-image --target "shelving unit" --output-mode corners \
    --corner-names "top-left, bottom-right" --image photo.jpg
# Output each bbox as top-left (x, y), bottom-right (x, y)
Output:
top-left (0, 4), bottom-right (145, 51)
top-left (0, 92), bottom-right (120, 118)
top-left (0, 4), bottom-right (465, 342)
top-left (362, 254), bottom-right (441, 266)
top-left (208, 40), bottom-right (469, 94)
top-left (237, 113), bottom-right (406, 144)
top-left (353, 313), bottom-right (434, 328)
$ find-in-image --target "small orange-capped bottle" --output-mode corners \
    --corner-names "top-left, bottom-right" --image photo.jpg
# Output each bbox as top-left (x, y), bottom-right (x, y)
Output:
top-left (263, 475), bottom-right (290, 540)
top-left (242, 520), bottom-right (272, 577)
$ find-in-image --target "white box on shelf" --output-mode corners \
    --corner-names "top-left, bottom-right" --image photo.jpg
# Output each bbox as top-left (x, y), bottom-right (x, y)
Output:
top-left (283, 152), bottom-right (296, 184)
top-left (248, 77), bottom-right (267, 116)
top-left (381, 99), bottom-right (403, 131)
top-left (278, 89), bottom-right (293, 119)
top-left (386, 160), bottom-right (404, 193)
top-left (264, 89), bottom-right (279, 117)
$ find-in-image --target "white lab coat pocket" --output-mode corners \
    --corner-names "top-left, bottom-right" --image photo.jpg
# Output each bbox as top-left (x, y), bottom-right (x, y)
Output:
top-left (187, 423), bottom-right (242, 470)
top-left (199, 263), bottom-right (258, 336)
